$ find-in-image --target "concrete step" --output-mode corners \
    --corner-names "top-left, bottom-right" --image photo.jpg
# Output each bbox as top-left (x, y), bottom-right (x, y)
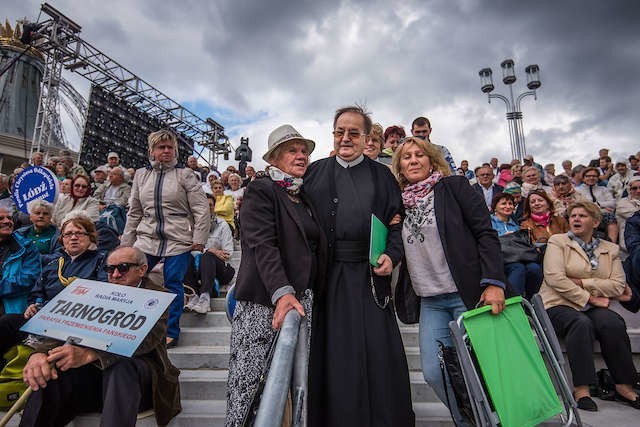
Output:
top-left (179, 312), bottom-right (230, 327)
top-left (177, 369), bottom-right (437, 402)
top-left (4, 398), bottom-right (640, 427)
top-left (169, 346), bottom-right (229, 369)
top-left (178, 323), bottom-right (421, 348)
top-left (179, 326), bottom-right (231, 347)
top-left (168, 344), bottom-right (423, 374)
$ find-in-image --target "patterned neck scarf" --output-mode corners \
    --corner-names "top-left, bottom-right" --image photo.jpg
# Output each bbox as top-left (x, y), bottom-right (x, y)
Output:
top-left (552, 186), bottom-right (576, 204)
top-left (402, 172), bottom-right (442, 209)
top-left (268, 166), bottom-right (303, 195)
top-left (530, 210), bottom-right (551, 226)
top-left (568, 230), bottom-right (600, 270)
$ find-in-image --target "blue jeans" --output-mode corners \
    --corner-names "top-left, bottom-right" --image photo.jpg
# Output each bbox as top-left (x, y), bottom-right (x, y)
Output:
top-left (146, 252), bottom-right (191, 339)
top-left (504, 262), bottom-right (543, 299)
top-left (419, 292), bottom-right (470, 426)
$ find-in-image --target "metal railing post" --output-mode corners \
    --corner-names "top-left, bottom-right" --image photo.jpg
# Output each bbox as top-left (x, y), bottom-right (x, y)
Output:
top-left (254, 310), bottom-right (302, 427)
top-left (291, 316), bottom-right (308, 427)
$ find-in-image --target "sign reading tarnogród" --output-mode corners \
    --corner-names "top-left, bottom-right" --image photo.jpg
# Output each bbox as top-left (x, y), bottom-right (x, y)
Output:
top-left (11, 166), bottom-right (59, 214)
top-left (20, 279), bottom-right (175, 357)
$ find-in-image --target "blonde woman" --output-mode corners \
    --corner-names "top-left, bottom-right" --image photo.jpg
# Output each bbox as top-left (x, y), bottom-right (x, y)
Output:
top-left (393, 137), bottom-right (507, 425)
top-left (122, 129), bottom-right (210, 347)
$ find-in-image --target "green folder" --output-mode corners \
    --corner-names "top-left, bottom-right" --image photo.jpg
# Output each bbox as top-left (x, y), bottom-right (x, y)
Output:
top-left (369, 214), bottom-right (388, 266)
top-left (462, 297), bottom-right (563, 427)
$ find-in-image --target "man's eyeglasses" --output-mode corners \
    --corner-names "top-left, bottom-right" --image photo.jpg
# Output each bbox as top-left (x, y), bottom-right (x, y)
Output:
top-left (103, 263), bottom-right (140, 274)
top-left (332, 130), bottom-right (367, 139)
top-left (62, 231), bottom-right (89, 238)
top-left (629, 186), bottom-right (640, 191)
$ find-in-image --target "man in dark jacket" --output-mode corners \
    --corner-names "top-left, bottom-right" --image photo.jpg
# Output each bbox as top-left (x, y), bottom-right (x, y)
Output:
top-left (622, 211), bottom-right (640, 312)
top-left (20, 246), bottom-right (181, 427)
top-left (472, 165), bottom-right (504, 210)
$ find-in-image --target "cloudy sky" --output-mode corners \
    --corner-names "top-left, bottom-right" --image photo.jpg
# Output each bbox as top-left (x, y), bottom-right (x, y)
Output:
top-left (5, 0), bottom-right (640, 170)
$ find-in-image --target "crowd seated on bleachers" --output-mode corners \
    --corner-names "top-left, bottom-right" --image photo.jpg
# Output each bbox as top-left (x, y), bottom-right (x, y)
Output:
top-left (0, 119), bottom-right (638, 423)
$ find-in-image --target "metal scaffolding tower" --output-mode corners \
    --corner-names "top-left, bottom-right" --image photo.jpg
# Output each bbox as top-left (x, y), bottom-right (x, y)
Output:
top-left (29, 2), bottom-right (228, 166)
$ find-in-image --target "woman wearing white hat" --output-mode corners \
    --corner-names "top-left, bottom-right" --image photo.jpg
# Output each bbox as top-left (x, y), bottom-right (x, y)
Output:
top-left (225, 124), bottom-right (327, 426)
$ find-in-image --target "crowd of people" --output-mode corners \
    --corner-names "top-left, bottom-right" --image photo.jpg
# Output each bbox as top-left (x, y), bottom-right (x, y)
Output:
top-left (0, 106), bottom-right (638, 425)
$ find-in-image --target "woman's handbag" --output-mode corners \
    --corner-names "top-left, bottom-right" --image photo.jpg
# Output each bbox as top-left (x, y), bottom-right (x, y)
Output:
top-left (499, 230), bottom-right (540, 264)
top-left (437, 341), bottom-right (476, 426)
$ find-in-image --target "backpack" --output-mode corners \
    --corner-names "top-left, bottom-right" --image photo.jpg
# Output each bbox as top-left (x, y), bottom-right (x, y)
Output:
top-left (0, 345), bottom-right (31, 410)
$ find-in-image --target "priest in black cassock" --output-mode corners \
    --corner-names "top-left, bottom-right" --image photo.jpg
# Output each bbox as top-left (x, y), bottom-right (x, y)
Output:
top-left (305, 105), bottom-right (415, 426)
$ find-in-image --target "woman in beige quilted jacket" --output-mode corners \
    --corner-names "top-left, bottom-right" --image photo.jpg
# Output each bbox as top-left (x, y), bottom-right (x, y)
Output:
top-left (122, 128), bottom-right (210, 347)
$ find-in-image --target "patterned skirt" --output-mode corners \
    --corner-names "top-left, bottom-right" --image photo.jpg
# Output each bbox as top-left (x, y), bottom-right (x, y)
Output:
top-left (225, 289), bottom-right (312, 427)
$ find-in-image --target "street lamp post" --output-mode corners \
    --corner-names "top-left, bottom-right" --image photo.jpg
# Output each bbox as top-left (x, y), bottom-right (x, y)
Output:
top-left (478, 59), bottom-right (541, 161)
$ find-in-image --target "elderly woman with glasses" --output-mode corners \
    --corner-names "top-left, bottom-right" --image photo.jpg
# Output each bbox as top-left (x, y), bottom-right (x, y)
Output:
top-left (540, 201), bottom-right (638, 411)
top-left (550, 174), bottom-right (588, 219)
top-left (226, 124), bottom-right (326, 426)
top-left (576, 166), bottom-right (619, 242)
top-left (52, 175), bottom-right (100, 226)
top-left (364, 123), bottom-right (384, 161)
top-left (0, 212), bottom-right (107, 355)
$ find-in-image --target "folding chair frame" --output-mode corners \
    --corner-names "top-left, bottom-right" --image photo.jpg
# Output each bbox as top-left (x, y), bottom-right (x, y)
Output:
top-left (448, 294), bottom-right (582, 427)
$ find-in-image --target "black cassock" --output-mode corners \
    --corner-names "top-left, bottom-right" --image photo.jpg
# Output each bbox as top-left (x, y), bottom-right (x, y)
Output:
top-left (304, 156), bottom-right (415, 427)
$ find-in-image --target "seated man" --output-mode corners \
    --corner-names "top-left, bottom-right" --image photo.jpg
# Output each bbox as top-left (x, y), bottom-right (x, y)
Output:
top-left (0, 207), bottom-right (41, 315)
top-left (20, 246), bottom-right (181, 427)
top-left (93, 166), bottom-right (131, 208)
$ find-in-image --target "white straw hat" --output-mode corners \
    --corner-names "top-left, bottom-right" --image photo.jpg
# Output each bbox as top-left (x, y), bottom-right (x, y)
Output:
top-left (262, 124), bottom-right (315, 163)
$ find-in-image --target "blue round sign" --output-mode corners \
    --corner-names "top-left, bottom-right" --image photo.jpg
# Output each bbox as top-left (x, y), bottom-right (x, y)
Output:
top-left (11, 166), bottom-right (59, 214)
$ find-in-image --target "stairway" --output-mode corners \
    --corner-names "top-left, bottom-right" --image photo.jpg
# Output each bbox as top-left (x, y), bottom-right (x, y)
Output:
top-left (2, 245), bottom-right (640, 426)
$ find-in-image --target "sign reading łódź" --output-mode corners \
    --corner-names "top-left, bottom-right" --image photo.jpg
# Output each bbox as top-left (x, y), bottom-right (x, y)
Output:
top-left (11, 166), bottom-right (59, 214)
top-left (21, 279), bottom-right (175, 357)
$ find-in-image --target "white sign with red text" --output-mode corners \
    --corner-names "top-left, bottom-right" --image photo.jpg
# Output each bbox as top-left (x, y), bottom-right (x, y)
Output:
top-left (21, 279), bottom-right (175, 357)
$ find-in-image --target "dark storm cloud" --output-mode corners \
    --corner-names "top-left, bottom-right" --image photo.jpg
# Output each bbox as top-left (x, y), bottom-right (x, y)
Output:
top-left (4, 0), bottom-right (640, 165)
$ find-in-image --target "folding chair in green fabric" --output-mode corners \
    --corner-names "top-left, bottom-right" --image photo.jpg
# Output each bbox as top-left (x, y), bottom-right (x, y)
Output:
top-left (448, 295), bottom-right (582, 427)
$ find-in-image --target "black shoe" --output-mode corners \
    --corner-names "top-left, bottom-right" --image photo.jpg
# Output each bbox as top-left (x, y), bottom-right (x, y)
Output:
top-left (615, 393), bottom-right (640, 409)
top-left (166, 337), bottom-right (179, 349)
top-left (577, 396), bottom-right (598, 411)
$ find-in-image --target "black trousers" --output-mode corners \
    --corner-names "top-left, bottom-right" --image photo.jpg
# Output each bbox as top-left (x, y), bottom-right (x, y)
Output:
top-left (0, 314), bottom-right (27, 357)
top-left (183, 252), bottom-right (235, 297)
top-left (548, 305), bottom-right (637, 387)
top-left (19, 357), bottom-right (153, 427)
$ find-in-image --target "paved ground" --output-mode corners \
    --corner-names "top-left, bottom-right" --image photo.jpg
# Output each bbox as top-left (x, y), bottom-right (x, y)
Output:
top-left (577, 397), bottom-right (640, 426)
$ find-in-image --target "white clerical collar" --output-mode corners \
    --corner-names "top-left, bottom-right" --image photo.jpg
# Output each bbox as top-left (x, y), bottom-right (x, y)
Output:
top-left (336, 154), bottom-right (364, 168)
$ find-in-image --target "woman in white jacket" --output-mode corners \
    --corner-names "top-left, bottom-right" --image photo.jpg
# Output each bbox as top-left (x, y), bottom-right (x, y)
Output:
top-left (122, 129), bottom-right (210, 347)
top-left (184, 194), bottom-right (236, 314)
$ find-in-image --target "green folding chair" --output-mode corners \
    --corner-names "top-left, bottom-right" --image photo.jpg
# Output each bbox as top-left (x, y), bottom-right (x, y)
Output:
top-left (448, 295), bottom-right (582, 427)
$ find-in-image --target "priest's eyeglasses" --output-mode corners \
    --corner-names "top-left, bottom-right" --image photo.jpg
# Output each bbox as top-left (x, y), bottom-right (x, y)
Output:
top-left (332, 130), bottom-right (367, 140)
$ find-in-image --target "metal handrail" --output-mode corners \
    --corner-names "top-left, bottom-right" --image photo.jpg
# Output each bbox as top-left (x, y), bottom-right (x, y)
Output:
top-left (254, 310), bottom-right (307, 427)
